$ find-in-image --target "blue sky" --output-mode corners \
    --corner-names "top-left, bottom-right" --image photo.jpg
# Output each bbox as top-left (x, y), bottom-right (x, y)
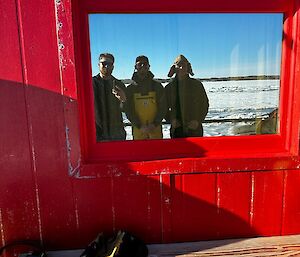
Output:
top-left (89, 13), bottom-right (283, 79)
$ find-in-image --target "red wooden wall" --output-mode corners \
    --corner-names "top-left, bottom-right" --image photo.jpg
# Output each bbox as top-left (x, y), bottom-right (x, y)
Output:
top-left (1, 0), bottom-right (300, 256)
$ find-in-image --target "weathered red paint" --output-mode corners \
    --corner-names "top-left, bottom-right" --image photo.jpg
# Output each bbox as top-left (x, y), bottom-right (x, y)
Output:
top-left (0, 0), bottom-right (40, 248)
top-left (1, 0), bottom-right (300, 256)
top-left (74, 0), bottom-right (300, 163)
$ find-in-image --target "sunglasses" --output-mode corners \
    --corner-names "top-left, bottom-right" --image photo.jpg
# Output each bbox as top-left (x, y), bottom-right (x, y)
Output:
top-left (135, 62), bottom-right (148, 69)
top-left (100, 61), bottom-right (113, 67)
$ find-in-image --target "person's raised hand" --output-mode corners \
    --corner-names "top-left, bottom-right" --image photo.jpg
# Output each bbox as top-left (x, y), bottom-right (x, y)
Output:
top-left (112, 85), bottom-right (126, 103)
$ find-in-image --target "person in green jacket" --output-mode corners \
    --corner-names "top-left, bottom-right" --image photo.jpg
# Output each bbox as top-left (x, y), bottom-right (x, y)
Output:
top-left (92, 53), bottom-right (127, 141)
top-left (125, 55), bottom-right (166, 140)
top-left (165, 54), bottom-right (209, 138)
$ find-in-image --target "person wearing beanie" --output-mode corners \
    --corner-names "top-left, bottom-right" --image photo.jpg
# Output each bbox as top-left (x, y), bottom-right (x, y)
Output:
top-left (92, 53), bottom-right (127, 141)
top-left (124, 55), bottom-right (167, 140)
top-left (165, 54), bottom-right (209, 138)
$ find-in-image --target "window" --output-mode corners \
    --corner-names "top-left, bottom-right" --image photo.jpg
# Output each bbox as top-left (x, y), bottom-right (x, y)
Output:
top-left (89, 13), bottom-right (282, 141)
top-left (70, 0), bottom-right (300, 165)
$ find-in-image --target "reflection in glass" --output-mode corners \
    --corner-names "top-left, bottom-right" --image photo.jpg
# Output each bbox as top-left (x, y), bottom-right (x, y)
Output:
top-left (165, 54), bottom-right (209, 138)
top-left (89, 13), bottom-right (283, 141)
top-left (124, 55), bottom-right (166, 140)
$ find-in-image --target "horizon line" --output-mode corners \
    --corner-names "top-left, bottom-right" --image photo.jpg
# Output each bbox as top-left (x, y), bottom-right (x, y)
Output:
top-left (119, 74), bottom-right (280, 82)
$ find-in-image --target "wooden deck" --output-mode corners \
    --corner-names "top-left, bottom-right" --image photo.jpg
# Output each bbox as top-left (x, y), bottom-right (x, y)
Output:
top-left (147, 235), bottom-right (300, 257)
top-left (38, 235), bottom-right (300, 257)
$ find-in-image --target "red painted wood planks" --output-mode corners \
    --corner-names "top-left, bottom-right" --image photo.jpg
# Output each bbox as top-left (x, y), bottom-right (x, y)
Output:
top-left (113, 175), bottom-right (162, 243)
top-left (17, 0), bottom-right (61, 93)
top-left (72, 177), bottom-right (114, 247)
top-left (281, 170), bottom-right (300, 234)
top-left (251, 170), bottom-right (284, 235)
top-left (82, 0), bottom-right (290, 13)
top-left (16, 0), bottom-right (78, 248)
top-left (217, 172), bottom-right (253, 238)
top-left (170, 174), bottom-right (218, 241)
top-left (0, 0), bottom-right (40, 248)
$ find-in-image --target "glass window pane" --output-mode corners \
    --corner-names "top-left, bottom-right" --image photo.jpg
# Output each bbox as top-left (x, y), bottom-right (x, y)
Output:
top-left (89, 13), bottom-right (283, 141)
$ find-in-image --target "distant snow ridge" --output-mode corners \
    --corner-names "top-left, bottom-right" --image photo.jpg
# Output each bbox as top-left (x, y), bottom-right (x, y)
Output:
top-left (204, 79), bottom-right (279, 93)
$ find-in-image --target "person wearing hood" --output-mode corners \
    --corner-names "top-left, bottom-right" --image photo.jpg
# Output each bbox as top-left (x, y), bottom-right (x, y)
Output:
top-left (165, 54), bottom-right (209, 138)
top-left (125, 55), bottom-right (166, 140)
top-left (92, 53), bottom-right (127, 141)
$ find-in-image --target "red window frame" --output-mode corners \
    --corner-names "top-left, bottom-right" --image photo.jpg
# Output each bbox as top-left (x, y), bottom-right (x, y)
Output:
top-left (67, 0), bottom-right (300, 174)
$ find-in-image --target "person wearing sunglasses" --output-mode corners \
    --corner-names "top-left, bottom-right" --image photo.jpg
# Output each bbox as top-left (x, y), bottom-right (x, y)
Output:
top-left (124, 55), bottom-right (166, 140)
top-left (165, 54), bottom-right (209, 138)
top-left (92, 53), bottom-right (127, 141)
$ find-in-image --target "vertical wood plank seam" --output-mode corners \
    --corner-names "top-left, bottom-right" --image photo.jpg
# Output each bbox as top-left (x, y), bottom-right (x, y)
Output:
top-left (146, 178), bottom-right (152, 236)
top-left (215, 173), bottom-right (220, 237)
top-left (0, 208), bottom-right (6, 250)
top-left (111, 177), bottom-right (116, 233)
top-left (54, 0), bottom-right (81, 240)
top-left (159, 174), bottom-right (164, 242)
top-left (70, 181), bottom-right (80, 230)
top-left (249, 172), bottom-right (255, 227)
top-left (54, 0), bottom-right (75, 178)
top-left (159, 174), bottom-right (172, 242)
top-left (15, 0), bottom-right (43, 243)
top-left (54, 0), bottom-right (65, 96)
top-left (216, 174), bottom-right (220, 215)
top-left (280, 170), bottom-right (288, 235)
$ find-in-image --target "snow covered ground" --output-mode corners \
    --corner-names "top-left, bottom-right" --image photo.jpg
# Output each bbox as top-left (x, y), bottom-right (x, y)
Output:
top-left (123, 79), bottom-right (280, 140)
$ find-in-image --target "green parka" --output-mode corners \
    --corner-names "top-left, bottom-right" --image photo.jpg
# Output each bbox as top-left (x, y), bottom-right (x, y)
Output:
top-left (165, 75), bottom-right (209, 138)
top-left (92, 74), bottom-right (126, 141)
